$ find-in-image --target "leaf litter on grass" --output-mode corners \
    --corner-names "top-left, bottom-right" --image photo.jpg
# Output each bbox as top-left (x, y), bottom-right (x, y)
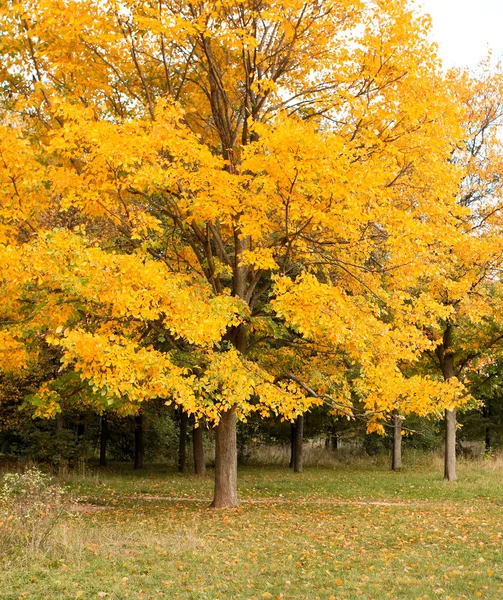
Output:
top-left (2, 462), bottom-right (503, 599)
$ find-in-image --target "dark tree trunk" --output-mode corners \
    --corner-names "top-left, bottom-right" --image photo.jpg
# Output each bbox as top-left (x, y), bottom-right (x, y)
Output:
top-left (392, 411), bottom-right (402, 471)
top-left (293, 415), bottom-right (304, 473)
top-left (330, 426), bottom-right (338, 451)
top-left (210, 408), bottom-right (238, 508)
top-left (178, 409), bottom-right (188, 473)
top-left (77, 418), bottom-right (85, 440)
top-left (437, 325), bottom-right (456, 481)
top-left (55, 412), bottom-right (64, 435)
top-left (483, 398), bottom-right (491, 452)
top-left (134, 414), bottom-right (144, 470)
top-left (289, 423), bottom-right (296, 468)
top-left (192, 424), bottom-right (206, 476)
top-left (99, 415), bottom-right (108, 467)
top-left (1, 438), bottom-right (10, 454)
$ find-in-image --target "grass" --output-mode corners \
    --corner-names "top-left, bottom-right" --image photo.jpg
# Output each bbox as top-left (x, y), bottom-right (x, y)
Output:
top-left (1, 451), bottom-right (503, 599)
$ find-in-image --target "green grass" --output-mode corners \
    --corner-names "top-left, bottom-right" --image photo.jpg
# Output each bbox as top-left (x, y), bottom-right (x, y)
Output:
top-left (2, 453), bottom-right (503, 599)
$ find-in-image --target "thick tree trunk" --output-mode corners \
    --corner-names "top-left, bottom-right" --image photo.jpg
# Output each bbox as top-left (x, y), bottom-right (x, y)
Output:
top-left (293, 415), bottom-right (304, 473)
top-left (210, 317), bottom-right (246, 507)
top-left (99, 415), bottom-right (108, 467)
top-left (289, 423), bottom-right (296, 468)
top-left (134, 414), bottom-right (144, 470)
top-left (210, 408), bottom-right (238, 508)
top-left (178, 409), bottom-right (188, 473)
top-left (392, 411), bottom-right (402, 471)
top-left (192, 424), bottom-right (206, 476)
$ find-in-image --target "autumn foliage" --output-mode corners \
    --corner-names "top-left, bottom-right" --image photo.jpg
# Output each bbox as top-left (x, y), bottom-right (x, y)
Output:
top-left (1, 0), bottom-right (503, 505)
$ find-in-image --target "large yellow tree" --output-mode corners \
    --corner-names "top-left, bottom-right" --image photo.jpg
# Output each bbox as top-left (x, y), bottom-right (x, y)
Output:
top-left (0, 0), bottom-right (471, 506)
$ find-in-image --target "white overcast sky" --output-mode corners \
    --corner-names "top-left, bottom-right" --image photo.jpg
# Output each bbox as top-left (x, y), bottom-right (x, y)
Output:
top-left (417, 0), bottom-right (503, 69)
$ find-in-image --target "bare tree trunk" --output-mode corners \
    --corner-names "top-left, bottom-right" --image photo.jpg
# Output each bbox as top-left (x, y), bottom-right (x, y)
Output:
top-left (444, 408), bottom-right (457, 481)
top-left (331, 428), bottom-right (338, 451)
top-left (293, 415), bottom-right (304, 473)
top-left (437, 324), bottom-right (456, 481)
top-left (178, 409), bottom-right (188, 473)
top-left (55, 412), bottom-right (64, 435)
top-left (99, 415), bottom-right (108, 467)
top-left (77, 417), bottom-right (85, 440)
top-left (134, 414), bottom-right (144, 470)
top-left (483, 398), bottom-right (491, 452)
top-left (210, 408), bottom-right (238, 508)
top-left (193, 424), bottom-right (206, 476)
top-left (289, 423), bottom-right (296, 468)
top-left (392, 411), bottom-right (402, 471)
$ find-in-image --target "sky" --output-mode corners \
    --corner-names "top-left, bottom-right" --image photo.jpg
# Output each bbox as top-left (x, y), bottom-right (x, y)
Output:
top-left (417, 0), bottom-right (503, 69)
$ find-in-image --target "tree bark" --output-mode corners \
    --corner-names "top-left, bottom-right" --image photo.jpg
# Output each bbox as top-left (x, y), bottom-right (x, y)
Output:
top-left (192, 424), bottom-right (206, 476)
top-left (444, 408), bottom-right (457, 481)
top-left (134, 413), bottom-right (144, 470)
top-left (99, 415), bottom-right (108, 467)
top-left (483, 398), bottom-right (491, 452)
top-left (392, 411), bottom-right (402, 471)
top-left (330, 426), bottom-right (338, 451)
top-left (55, 412), bottom-right (64, 435)
top-left (77, 416), bottom-right (85, 439)
top-left (178, 408), bottom-right (188, 473)
top-left (289, 423), bottom-right (296, 468)
top-left (293, 415), bottom-right (304, 473)
top-left (210, 408), bottom-right (238, 508)
top-left (438, 324), bottom-right (456, 481)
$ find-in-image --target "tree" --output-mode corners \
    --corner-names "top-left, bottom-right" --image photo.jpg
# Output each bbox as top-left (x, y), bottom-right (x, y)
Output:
top-left (0, 0), bottom-right (473, 506)
top-left (418, 65), bottom-right (503, 480)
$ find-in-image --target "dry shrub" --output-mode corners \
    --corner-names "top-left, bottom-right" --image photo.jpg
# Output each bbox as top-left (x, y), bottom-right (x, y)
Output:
top-left (0, 466), bottom-right (69, 556)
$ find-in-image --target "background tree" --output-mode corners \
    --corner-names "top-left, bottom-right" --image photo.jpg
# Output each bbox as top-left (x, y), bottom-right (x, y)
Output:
top-left (417, 65), bottom-right (503, 480)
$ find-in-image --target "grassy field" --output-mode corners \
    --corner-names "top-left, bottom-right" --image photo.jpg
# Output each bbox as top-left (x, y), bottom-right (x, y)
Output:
top-left (1, 453), bottom-right (503, 600)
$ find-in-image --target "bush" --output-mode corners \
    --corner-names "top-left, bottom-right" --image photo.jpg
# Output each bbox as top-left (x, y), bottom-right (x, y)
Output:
top-left (0, 467), bottom-right (69, 556)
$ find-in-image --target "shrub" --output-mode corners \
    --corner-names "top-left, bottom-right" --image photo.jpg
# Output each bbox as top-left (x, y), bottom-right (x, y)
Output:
top-left (0, 467), bottom-right (69, 556)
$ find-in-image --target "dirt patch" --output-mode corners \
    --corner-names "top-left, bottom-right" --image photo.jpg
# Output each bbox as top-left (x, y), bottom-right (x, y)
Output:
top-left (132, 495), bottom-right (415, 507)
top-left (69, 503), bottom-right (113, 513)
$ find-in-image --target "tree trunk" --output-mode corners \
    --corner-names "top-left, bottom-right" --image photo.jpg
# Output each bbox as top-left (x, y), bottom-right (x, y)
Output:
top-left (134, 414), bottom-right (144, 470)
top-left (438, 324), bottom-right (456, 482)
top-left (289, 423), bottom-right (296, 468)
top-left (483, 398), bottom-right (491, 452)
top-left (55, 412), bottom-right (64, 435)
top-left (178, 409), bottom-right (188, 473)
top-left (392, 411), bottom-right (402, 471)
top-left (444, 408), bottom-right (457, 481)
top-left (293, 415), bottom-right (304, 473)
top-left (192, 424), bottom-right (206, 476)
top-left (99, 415), bottom-right (108, 467)
top-left (210, 408), bottom-right (238, 508)
top-left (330, 426), bottom-right (338, 451)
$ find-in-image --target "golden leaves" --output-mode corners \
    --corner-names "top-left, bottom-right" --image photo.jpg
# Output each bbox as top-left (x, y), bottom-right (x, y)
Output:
top-left (1, 0), bottom-right (499, 429)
